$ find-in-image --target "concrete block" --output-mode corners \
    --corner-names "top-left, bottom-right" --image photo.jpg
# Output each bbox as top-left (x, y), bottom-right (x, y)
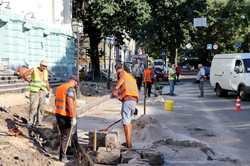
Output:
top-left (105, 131), bottom-right (118, 150)
top-left (121, 150), bottom-right (141, 163)
top-left (88, 131), bottom-right (118, 150)
top-left (96, 147), bottom-right (120, 165)
top-left (88, 131), bottom-right (107, 149)
top-left (118, 158), bottom-right (150, 166)
top-left (141, 150), bottom-right (164, 165)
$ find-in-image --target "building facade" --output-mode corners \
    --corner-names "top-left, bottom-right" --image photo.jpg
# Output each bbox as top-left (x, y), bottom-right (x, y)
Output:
top-left (0, 0), bottom-right (76, 79)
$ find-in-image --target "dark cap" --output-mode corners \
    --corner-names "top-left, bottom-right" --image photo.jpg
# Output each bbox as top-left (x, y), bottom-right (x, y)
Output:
top-left (70, 75), bottom-right (80, 84)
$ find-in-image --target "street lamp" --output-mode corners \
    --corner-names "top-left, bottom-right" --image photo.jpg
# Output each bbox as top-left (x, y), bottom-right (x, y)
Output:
top-left (106, 36), bottom-right (116, 90)
top-left (72, 20), bottom-right (83, 99)
top-left (122, 44), bottom-right (128, 68)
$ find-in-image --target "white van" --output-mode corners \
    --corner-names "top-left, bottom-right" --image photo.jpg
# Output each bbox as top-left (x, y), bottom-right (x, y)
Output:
top-left (210, 53), bottom-right (250, 100)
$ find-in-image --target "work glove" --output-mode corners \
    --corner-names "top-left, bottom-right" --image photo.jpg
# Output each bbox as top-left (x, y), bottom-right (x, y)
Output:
top-left (112, 89), bottom-right (118, 98)
top-left (45, 93), bottom-right (50, 98)
top-left (71, 117), bottom-right (76, 126)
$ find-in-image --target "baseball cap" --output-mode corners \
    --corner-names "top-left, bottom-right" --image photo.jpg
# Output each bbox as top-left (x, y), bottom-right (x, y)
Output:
top-left (70, 75), bottom-right (80, 84)
top-left (198, 64), bottom-right (202, 67)
top-left (40, 59), bottom-right (48, 66)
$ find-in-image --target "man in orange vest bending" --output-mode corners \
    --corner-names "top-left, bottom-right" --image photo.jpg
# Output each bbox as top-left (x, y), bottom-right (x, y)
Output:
top-left (55, 75), bottom-right (79, 162)
top-left (143, 66), bottom-right (153, 97)
top-left (23, 59), bottom-right (50, 128)
top-left (112, 63), bottom-right (139, 148)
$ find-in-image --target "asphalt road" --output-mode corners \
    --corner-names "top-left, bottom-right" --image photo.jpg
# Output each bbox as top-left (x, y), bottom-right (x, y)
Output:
top-left (152, 76), bottom-right (250, 165)
top-left (77, 74), bottom-right (250, 165)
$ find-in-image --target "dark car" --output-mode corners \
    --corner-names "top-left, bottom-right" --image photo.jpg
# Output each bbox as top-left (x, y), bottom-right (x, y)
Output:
top-left (86, 71), bottom-right (114, 81)
top-left (154, 71), bottom-right (168, 81)
top-left (203, 67), bottom-right (210, 80)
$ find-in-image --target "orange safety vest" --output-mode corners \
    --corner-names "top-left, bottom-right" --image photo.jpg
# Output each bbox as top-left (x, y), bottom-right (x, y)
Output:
top-left (119, 70), bottom-right (139, 100)
top-left (55, 83), bottom-right (76, 117)
top-left (143, 69), bottom-right (152, 82)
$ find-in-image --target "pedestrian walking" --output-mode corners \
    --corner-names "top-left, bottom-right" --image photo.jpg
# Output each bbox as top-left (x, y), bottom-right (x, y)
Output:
top-left (133, 62), bottom-right (144, 91)
top-left (143, 66), bottom-right (153, 97)
top-left (23, 59), bottom-right (50, 128)
top-left (196, 64), bottom-right (206, 97)
top-left (168, 64), bottom-right (176, 96)
top-left (112, 63), bottom-right (138, 148)
top-left (55, 75), bottom-right (79, 162)
top-left (14, 65), bottom-right (28, 77)
top-left (176, 64), bottom-right (181, 82)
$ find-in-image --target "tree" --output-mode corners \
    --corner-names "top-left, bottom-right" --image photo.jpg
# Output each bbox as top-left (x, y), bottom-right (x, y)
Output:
top-left (73, 0), bottom-right (151, 80)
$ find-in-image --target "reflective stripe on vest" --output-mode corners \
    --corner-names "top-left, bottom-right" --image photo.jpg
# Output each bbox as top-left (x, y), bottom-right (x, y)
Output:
top-left (55, 83), bottom-right (77, 117)
top-left (119, 70), bottom-right (139, 100)
top-left (30, 68), bottom-right (48, 92)
top-left (168, 68), bottom-right (175, 80)
top-left (143, 69), bottom-right (152, 82)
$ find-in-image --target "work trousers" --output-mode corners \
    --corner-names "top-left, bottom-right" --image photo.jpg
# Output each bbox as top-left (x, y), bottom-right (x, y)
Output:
top-left (29, 90), bottom-right (46, 124)
top-left (136, 77), bottom-right (143, 91)
top-left (145, 82), bottom-right (152, 97)
top-left (169, 80), bottom-right (175, 95)
top-left (56, 113), bottom-right (72, 159)
top-left (199, 81), bottom-right (204, 96)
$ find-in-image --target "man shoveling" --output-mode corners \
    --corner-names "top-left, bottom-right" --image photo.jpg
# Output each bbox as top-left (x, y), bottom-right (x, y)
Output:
top-left (112, 63), bottom-right (139, 148)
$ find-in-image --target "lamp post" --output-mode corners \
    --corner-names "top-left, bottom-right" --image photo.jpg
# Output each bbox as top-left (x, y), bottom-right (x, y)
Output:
top-left (106, 36), bottom-right (116, 90)
top-left (122, 44), bottom-right (128, 69)
top-left (72, 20), bottom-right (83, 99)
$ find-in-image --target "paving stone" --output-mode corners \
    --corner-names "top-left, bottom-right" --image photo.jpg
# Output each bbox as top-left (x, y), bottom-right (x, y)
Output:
top-left (96, 147), bottom-right (120, 165)
top-left (118, 158), bottom-right (150, 166)
top-left (121, 150), bottom-right (141, 163)
top-left (105, 131), bottom-right (118, 150)
top-left (88, 131), bottom-right (107, 149)
top-left (141, 150), bottom-right (164, 165)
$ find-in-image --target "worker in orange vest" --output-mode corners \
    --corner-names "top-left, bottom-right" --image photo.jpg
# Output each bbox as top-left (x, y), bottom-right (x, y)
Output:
top-left (55, 75), bottom-right (79, 162)
top-left (143, 66), bottom-right (153, 97)
top-left (112, 63), bottom-right (139, 148)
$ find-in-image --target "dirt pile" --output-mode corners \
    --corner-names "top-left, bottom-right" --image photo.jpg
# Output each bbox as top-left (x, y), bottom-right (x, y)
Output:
top-left (0, 95), bottom-right (77, 166)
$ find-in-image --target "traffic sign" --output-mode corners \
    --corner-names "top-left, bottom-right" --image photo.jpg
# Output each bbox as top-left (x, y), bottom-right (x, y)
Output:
top-left (235, 42), bottom-right (242, 47)
top-left (213, 44), bottom-right (218, 50)
top-left (160, 49), bottom-right (168, 57)
top-left (207, 44), bottom-right (212, 50)
top-left (194, 18), bottom-right (207, 27)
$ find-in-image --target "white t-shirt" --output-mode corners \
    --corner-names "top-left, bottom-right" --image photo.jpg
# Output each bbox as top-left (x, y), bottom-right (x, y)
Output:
top-left (196, 68), bottom-right (205, 81)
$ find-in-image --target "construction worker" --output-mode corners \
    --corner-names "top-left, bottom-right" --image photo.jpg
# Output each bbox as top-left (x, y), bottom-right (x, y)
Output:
top-left (14, 65), bottom-right (28, 77)
top-left (143, 66), bottom-right (153, 97)
top-left (55, 75), bottom-right (79, 162)
top-left (23, 59), bottom-right (50, 128)
top-left (112, 63), bottom-right (139, 148)
top-left (168, 64), bottom-right (176, 96)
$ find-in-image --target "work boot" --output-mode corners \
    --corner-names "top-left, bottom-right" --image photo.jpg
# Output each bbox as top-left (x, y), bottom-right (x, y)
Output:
top-left (35, 122), bottom-right (45, 126)
top-left (27, 123), bottom-right (33, 129)
top-left (60, 156), bottom-right (72, 162)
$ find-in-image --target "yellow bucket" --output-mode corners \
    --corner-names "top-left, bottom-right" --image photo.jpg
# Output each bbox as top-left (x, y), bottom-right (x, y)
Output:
top-left (164, 100), bottom-right (174, 111)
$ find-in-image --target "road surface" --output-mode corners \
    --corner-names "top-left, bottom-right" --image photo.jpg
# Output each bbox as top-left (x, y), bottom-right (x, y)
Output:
top-left (77, 74), bottom-right (250, 166)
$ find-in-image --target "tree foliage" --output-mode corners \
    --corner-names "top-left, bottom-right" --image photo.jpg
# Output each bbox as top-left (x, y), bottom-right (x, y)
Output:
top-left (73, 0), bottom-right (250, 74)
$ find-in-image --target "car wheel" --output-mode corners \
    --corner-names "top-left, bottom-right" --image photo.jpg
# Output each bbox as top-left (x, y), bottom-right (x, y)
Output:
top-left (239, 86), bottom-right (247, 101)
top-left (158, 77), bottom-right (163, 81)
top-left (216, 84), bottom-right (228, 97)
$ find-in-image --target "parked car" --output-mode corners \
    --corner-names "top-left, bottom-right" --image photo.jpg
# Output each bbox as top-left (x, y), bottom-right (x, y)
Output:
top-left (203, 67), bottom-right (210, 81)
top-left (86, 70), bottom-right (114, 81)
top-left (154, 71), bottom-right (168, 81)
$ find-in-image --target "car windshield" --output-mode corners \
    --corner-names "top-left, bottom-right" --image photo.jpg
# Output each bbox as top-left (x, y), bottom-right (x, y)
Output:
top-left (243, 59), bottom-right (250, 73)
top-left (154, 62), bottom-right (164, 66)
